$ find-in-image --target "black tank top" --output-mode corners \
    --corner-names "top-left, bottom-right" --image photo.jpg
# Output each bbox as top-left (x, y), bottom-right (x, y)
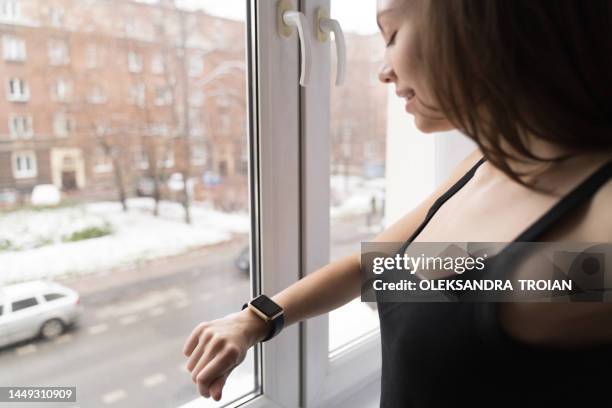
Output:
top-left (377, 157), bottom-right (612, 408)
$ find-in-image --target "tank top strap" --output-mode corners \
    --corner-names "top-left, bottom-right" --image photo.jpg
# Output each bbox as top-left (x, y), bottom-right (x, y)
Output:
top-left (397, 156), bottom-right (487, 256)
top-left (512, 159), bottom-right (612, 243)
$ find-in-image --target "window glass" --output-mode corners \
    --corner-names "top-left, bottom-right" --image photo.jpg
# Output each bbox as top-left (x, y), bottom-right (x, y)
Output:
top-left (11, 297), bottom-right (38, 312)
top-left (0, 1), bottom-right (254, 406)
top-left (328, 0), bottom-right (385, 352)
top-left (43, 293), bottom-right (66, 302)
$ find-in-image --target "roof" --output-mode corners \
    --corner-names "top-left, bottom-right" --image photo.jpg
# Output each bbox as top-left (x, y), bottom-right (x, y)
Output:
top-left (0, 280), bottom-right (61, 301)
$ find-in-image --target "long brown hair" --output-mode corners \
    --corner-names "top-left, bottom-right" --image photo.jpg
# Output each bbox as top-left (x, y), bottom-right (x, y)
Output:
top-left (420, 0), bottom-right (612, 189)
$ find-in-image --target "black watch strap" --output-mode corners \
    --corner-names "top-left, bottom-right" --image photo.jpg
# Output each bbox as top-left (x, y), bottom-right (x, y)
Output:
top-left (242, 302), bottom-right (285, 342)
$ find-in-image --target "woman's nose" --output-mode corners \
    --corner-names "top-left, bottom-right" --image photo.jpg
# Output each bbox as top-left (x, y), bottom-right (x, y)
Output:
top-left (378, 63), bottom-right (396, 84)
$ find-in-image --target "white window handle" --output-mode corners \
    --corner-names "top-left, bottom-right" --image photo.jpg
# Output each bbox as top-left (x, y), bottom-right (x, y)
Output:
top-left (278, 1), bottom-right (312, 87)
top-left (316, 7), bottom-right (346, 86)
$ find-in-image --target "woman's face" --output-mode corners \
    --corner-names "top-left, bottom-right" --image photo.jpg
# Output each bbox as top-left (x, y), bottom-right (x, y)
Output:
top-left (376, 0), bottom-right (454, 133)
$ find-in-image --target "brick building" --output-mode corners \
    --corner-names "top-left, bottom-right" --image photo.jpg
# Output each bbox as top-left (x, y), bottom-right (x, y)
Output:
top-left (0, 0), bottom-right (247, 209)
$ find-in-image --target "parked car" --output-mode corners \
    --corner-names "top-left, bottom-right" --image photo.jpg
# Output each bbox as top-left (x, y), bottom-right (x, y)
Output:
top-left (0, 280), bottom-right (82, 348)
top-left (135, 177), bottom-right (156, 197)
top-left (30, 184), bottom-right (61, 207)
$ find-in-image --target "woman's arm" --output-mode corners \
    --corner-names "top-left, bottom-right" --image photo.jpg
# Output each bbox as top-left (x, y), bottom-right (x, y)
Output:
top-left (183, 148), bottom-right (483, 400)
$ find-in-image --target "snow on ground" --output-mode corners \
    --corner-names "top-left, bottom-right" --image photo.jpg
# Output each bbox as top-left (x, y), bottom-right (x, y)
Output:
top-left (0, 176), bottom-right (384, 284)
top-left (0, 198), bottom-right (250, 285)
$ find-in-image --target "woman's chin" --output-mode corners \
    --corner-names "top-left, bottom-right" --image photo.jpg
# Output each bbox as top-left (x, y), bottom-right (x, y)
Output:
top-left (413, 114), bottom-right (455, 133)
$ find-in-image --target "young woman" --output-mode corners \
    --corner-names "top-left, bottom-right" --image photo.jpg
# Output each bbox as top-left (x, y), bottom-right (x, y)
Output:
top-left (184, 0), bottom-right (612, 405)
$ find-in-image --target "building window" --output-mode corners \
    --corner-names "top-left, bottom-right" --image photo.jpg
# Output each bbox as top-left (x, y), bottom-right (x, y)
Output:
top-left (191, 145), bottom-right (207, 166)
top-left (189, 108), bottom-right (202, 136)
top-left (162, 146), bottom-right (174, 168)
top-left (151, 53), bottom-right (164, 74)
top-left (87, 85), bottom-right (106, 104)
top-left (48, 39), bottom-right (70, 66)
top-left (85, 44), bottom-right (99, 69)
top-left (133, 147), bottom-right (149, 170)
top-left (9, 114), bottom-right (33, 138)
top-left (12, 151), bottom-right (37, 179)
top-left (128, 83), bottom-right (146, 107)
top-left (7, 78), bottom-right (29, 102)
top-left (2, 35), bottom-right (26, 61)
top-left (188, 55), bottom-right (203, 77)
top-left (154, 86), bottom-right (172, 106)
top-left (128, 51), bottom-right (143, 73)
top-left (49, 7), bottom-right (64, 27)
top-left (93, 147), bottom-right (112, 173)
top-left (53, 113), bottom-right (74, 137)
top-left (149, 123), bottom-right (169, 137)
top-left (50, 79), bottom-right (72, 102)
top-left (0, 0), bottom-right (20, 21)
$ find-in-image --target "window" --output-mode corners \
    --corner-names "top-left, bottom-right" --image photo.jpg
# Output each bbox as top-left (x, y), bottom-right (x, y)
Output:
top-left (133, 147), bottom-right (149, 170)
top-left (190, 144), bottom-right (207, 166)
top-left (162, 146), bottom-right (174, 168)
top-left (0, 0), bottom-right (20, 21)
top-left (12, 151), bottom-right (37, 179)
top-left (128, 51), bottom-right (143, 73)
top-left (128, 83), bottom-right (146, 107)
top-left (93, 147), bottom-right (112, 173)
top-left (154, 86), bottom-right (172, 106)
top-left (85, 44), bottom-right (99, 68)
top-left (2, 35), bottom-right (26, 61)
top-left (7, 78), bottom-right (29, 102)
top-left (44, 293), bottom-right (66, 301)
top-left (48, 39), bottom-right (70, 65)
top-left (188, 55), bottom-right (203, 77)
top-left (50, 79), bottom-right (72, 102)
top-left (49, 7), bottom-right (64, 27)
top-left (150, 53), bottom-right (164, 74)
top-left (87, 84), bottom-right (106, 104)
top-left (9, 114), bottom-right (33, 138)
top-left (53, 113), bottom-right (74, 137)
top-left (11, 297), bottom-right (38, 312)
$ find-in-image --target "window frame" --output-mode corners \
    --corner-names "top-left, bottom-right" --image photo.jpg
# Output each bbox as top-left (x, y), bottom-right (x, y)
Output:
top-left (12, 150), bottom-right (37, 179)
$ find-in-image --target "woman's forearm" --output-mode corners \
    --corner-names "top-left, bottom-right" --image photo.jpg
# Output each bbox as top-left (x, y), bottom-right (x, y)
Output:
top-left (269, 251), bottom-right (362, 327)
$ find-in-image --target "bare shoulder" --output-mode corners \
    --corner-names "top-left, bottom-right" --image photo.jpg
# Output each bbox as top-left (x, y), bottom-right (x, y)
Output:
top-left (588, 178), bottom-right (612, 241)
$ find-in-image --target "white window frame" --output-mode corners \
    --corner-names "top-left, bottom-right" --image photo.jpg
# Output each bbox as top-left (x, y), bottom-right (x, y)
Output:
top-left (53, 113), bottom-right (74, 137)
top-left (2, 35), bottom-right (26, 61)
top-left (128, 83), bottom-right (146, 107)
top-left (12, 150), bottom-right (37, 179)
top-left (8, 113), bottom-right (33, 138)
top-left (48, 39), bottom-right (70, 66)
top-left (188, 54), bottom-right (204, 77)
top-left (128, 51), bottom-right (143, 73)
top-left (51, 78), bottom-right (72, 102)
top-left (150, 53), bottom-right (164, 74)
top-left (6, 77), bottom-right (29, 102)
top-left (93, 147), bottom-right (112, 173)
top-left (0, 0), bottom-right (20, 21)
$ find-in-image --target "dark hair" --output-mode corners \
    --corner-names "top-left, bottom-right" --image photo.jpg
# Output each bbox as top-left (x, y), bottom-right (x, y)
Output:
top-left (420, 0), bottom-right (612, 189)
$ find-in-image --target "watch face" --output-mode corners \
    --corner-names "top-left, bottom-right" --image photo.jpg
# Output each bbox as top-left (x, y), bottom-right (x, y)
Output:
top-left (251, 295), bottom-right (282, 318)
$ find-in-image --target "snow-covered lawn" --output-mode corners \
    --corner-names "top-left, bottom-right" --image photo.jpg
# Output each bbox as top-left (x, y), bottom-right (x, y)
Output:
top-left (0, 176), bottom-right (384, 285)
top-left (0, 198), bottom-right (249, 285)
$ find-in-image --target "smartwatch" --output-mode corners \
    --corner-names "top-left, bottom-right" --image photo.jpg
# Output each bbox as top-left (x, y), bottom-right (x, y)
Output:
top-left (242, 294), bottom-right (285, 342)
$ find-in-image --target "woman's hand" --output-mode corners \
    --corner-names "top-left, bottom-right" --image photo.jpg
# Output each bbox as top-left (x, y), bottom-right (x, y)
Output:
top-left (183, 308), bottom-right (269, 401)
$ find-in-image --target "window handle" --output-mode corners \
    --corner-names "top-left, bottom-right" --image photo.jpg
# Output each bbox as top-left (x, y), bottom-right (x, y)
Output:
top-left (316, 7), bottom-right (346, 86)
top-left (278, 1), bottom-right (312, 87)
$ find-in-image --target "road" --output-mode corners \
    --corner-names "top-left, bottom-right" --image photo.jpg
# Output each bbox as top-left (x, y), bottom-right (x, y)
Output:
top-left (0, 214), bottom-right (382, 408)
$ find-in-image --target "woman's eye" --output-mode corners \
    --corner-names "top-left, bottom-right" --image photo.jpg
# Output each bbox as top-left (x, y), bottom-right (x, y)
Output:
top-left (386, 32), bottom-right (397, 47)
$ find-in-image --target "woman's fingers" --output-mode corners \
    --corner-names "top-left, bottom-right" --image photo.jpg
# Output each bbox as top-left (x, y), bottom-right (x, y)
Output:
top-left (196, 347), bottom-right (240, 397)
top-left (209, 372), bottom-right (230, 401)
top-left (190, 337), bottom-right (225, 383)
top-left (183, 322), bottom-right (207, 357)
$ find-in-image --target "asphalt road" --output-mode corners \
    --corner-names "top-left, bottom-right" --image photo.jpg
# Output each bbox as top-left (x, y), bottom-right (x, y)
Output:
top-left (0, 214), bottom-right (381, 408)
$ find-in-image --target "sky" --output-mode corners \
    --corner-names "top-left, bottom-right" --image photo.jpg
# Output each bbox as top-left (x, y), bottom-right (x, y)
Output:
top-left (175, 0), bottom-right (379, 35)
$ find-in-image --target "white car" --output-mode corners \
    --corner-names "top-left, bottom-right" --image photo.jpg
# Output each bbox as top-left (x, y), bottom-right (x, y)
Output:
top-left (0, 280), bottom-right (82, 348)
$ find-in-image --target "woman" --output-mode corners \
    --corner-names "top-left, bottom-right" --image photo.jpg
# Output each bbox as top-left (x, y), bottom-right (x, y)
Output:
top-left (184, 0), bottom-right (612, 405)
